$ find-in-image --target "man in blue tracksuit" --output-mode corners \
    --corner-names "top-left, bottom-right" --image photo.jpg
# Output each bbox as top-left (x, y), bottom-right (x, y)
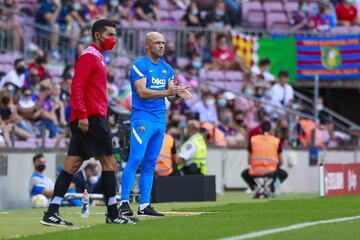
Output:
top-left (119, 32), bottom-right (192, 216)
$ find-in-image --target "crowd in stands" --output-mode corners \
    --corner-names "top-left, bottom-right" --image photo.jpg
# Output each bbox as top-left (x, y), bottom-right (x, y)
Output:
top-left (0, 0), bottom-right (357, 150)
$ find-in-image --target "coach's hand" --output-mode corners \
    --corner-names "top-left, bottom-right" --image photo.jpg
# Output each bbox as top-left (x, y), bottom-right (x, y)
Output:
top-left (178, 86), bottom-right (192, 100)
top-left (78, 118), bottom-right (89, 133)
top-left (167, 86), bottom-right (182, 96)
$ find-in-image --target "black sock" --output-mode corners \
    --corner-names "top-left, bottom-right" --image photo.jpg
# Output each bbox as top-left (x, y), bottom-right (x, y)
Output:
top-left (101, 171), bottom-right (118, 218)
top-left (47, 170), bottom-right (73, 215)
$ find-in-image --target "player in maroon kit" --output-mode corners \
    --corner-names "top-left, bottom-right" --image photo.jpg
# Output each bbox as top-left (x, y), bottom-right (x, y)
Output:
top-left (41, 19), bottom-right (138, 226)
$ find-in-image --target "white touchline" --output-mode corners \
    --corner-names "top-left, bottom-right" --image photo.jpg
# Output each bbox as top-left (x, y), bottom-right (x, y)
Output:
top-left (220, 215), bottom-right (360, 240)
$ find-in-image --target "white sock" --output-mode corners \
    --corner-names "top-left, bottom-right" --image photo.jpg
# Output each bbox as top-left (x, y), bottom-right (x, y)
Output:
top-left (121, 200), bottom-right (129, 204)
top-left (140, 203), bottom-right (149, 211)
top-left (108, 196), bottom-right (117, 206)
top-left (50, 196), bottom-right (63, 205)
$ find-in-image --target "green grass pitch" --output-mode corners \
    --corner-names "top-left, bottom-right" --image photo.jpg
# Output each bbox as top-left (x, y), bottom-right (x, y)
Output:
top-left (1, 192), bottom-right (360, 240)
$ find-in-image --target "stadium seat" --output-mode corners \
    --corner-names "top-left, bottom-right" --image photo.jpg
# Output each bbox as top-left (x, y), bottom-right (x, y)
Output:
top-left (266, 12), bottom-right (290, 31)
top-left (350, 26), bottom-right (360, 34)
top-left (158, 9), bottom-right (171, 20)
top-left (177, 57), bottom-right (190, 69)
top-left (206, 70), bottom-right (225, 81)
top-left (225, 81), bottom-right (243, 94)
top-left (263, 1), bottom-right (284, 13)
top-left (158, 0), bottom-right (178, 10)
top-left (224, 71), bottom-right (243, 81)
top-left (171, 10), bottom-right (186, 21)
top-left (284, 1), bottom-right (299, 14)
top-left (331, 26), bottom-right (350, 34)
top-left (242, 1), bottom-right (266, 28)
top-left (133, 21), bottom-right (151, 27)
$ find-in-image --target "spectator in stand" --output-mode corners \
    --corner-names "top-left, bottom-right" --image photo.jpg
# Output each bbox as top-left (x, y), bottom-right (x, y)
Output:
top-left (0, 118), bottom-right (10, 147)
top-left (60, 66), bottom-right (73, 102)
top-left (105, 0), bottom-right (133, 24)
top-left (204, 1), bottom-right (232, 29)
top-left (33, 80), bottom-right (58, 138)
top-left (310, 2), bottom-right (335, 32)
top-left (211, 34), bottom-right (248, 72)
top-left (181, 1), bottom-right (204, 27)
top-left (133, 0), bottom-right (160, 23)
top-left (275, 118), bottom-right (289, 146)
top-left (51, 84), bottom-right (66, 129)
top-left (0, 0), bottom-right (24, 52)
top-left (81, 0), bottom-right (106, 22)
top-left (0, 88), bottom-right (36, 140)
top-left (225, 0), bottom-right (242, 26)
top-left (236, 84), bottom-right (258, 130)
top-left (24, 68), bottom-right (40, 90)
top-left (164, 42), bottom-right (177, 68)
top-left (215, 91), bottom-right (227, 112)
top-left (271, 71), bottom-right (294, 110)
top-left (186, 33), bottom-right (212, 65)
top-left (28, 49), bottom-right (51, 81)
top-left (34, 0), bottom-right (62, 60)
top-left (0, 58), bottom-right (26, 91)
top-left (251, 58), bottom-right (275, 83)
top-left (17, 88), bottom-right (38, 128)
top-left (191, 92), bottom-right (218, 124)
top-left (226, 110), bottom-right (247, 147)
top-left (69, 0), bottom-right (88, 28)
top-left (336, 0), bottom-right (358, 26)
top-left (324, 0), bottom-right (338, 26)
top-left (218, 108), bottom-right (237, 138)
top-left (289, 0), bottom-right (311, 32)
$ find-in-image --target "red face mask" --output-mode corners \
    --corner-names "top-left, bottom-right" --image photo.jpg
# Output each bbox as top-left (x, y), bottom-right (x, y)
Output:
top-left (102, 36), bottom-right (116, 51)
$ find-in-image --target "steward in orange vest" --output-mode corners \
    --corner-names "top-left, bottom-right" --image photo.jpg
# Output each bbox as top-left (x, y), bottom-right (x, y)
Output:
top-left (298, 118), bottom-right (323, 148)
top-left (242, 121), bottom-right (288, 192)
top-left (201, 122), bottom-right (227, 147)
top-left (155, 134), bottom-right (176, 177)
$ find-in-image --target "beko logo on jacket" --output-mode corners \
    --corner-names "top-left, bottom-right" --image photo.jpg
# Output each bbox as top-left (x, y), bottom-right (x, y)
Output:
top-left (149, 77), bottom-right (166, 89)
top-left (151, 77), bottom-right (166, 85)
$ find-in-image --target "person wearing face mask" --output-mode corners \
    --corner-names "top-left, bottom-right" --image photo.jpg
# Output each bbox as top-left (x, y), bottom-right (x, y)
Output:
top-left (72, 163), bottom-right (101, 194)
top-left (191, 92), bottom-right (218, 124)
top-left (289, 0), bottom-right (311, 31)
top-left (204, 1), bottom-right (231, 29)
top-left (28, 49), bottom-right (52, 81)
top-left (41, 20), bottom-right (138, 226)
top-left (181, 1), bottom-right (204, 27)
top-left (176, 120), bottom-right (208, 175)
top-left (30, 153), bottom-right (54, 208)
top-left (106, 0), bottom-right (133, 23)
top-left (0, 58), bottom-right (26, 91)
top-left (133, 0), bottom-right (160, 23)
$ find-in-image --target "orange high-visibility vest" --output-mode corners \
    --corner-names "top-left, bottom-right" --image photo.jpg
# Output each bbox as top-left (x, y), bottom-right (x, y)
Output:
top-left (299, 119), bottom-right (323, 147)
top-left (249, 135), bottom-right (280, 176)
top-left (201, 122), bottom-right (227, 147)
top-left (155, 134), bottom-right (174, 177)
